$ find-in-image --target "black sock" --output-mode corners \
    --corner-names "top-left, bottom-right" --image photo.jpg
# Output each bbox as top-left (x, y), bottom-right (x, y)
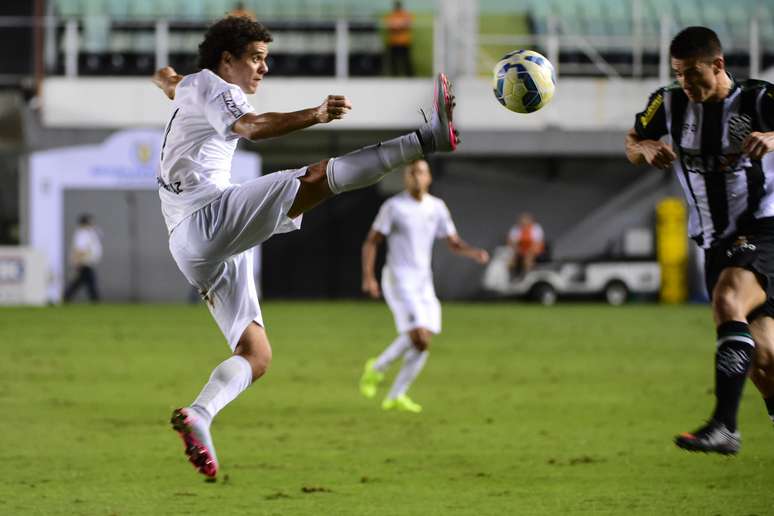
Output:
top-left (414, 129), bottom-right (430, 155)
top-left (765, 397), bottom-right (774, 424)
top-left (712, 321), bottom-right (755, 432)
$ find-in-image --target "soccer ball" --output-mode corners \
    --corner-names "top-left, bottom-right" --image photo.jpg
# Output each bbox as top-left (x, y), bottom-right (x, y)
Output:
top-left (492, 50), bottom-right (556, 113)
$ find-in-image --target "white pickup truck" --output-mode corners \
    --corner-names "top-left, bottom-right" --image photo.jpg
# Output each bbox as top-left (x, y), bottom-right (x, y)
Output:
top-left (482, 246), bottom-right (660, 305)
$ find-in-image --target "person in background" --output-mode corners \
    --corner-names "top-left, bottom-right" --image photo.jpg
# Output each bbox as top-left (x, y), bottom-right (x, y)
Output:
top-left (63, 213), bottom-right (102, 302)
top-left (384, 1), bottom-right (414, 77)
top-left (228, 2), bottom-right (256, 20)
top-left (359, 160), bottom-right (489, 413)
top-left (507, 212), bottom-right (545, 278)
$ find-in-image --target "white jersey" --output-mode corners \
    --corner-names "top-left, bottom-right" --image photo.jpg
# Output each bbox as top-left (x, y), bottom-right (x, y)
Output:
top-left (158, 69), bottom-right (256, 232)
top-left (72, 226), bottom-right (102, 266)
top-left (372, 191), bottom-right (457, 275)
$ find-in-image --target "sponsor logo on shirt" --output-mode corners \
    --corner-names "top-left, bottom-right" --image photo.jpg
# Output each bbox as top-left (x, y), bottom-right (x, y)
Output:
top-left (220, 90), bottom-right (244, 119)
top-left (157, 176), bottom-right (183, 194)
top-left (681, 152), bottom-right (750, 175)
top-left (728, 114), bottom-right (752, 147)
top-left (639, 93), bottom-right (663, 128)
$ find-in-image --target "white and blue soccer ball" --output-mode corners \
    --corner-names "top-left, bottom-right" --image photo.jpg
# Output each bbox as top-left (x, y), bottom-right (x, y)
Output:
top-left (492, 50), bottom-right (556, 113)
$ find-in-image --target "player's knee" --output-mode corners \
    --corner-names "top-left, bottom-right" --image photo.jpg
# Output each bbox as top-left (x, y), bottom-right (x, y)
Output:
top-left (305, 159), bottom-right (330, 185)
top-left (245, 346), bottom-right (272, 381)
top-left (712, 287), bottom-right (741, 320)
top-left (409, 330), bottom-right (431, 351)
top-left (753, 339), bottom-right (774, 372)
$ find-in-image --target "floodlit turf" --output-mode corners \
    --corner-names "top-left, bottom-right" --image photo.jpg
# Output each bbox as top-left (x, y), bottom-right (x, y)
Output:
top-left (2, 302), bottom-right (774, 515)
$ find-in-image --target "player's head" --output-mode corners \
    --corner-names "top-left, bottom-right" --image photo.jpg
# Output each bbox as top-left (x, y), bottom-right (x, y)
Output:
top-left (198, 16), bottom-right (273, 94)
top-left (78, 213), bottom-right (93, 226)
top-left (403, 160), bottom-right (432, 195)
top-left (518, 212), bottom-right (533, 226)
top-left (669, 26), bottom-right (727, 103)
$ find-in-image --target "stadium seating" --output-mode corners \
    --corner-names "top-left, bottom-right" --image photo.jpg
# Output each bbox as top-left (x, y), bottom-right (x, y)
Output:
top-left (51, 0), bottom-right (773, 77)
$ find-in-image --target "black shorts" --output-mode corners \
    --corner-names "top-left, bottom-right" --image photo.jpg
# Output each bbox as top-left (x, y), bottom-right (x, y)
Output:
top-left (705, 230), bottom-right (774, 320)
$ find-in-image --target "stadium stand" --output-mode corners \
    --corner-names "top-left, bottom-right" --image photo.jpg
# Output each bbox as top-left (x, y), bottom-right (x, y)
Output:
top-left (49, 0), bottom-right (773, 78)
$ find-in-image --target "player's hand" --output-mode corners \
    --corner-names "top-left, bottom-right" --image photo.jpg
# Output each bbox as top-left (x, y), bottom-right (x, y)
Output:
top-left (362, 277), bottom-right (381, 299)
top-left (316, 95), bottom-right (352, 123)
top-left (473, 249), bottom-right (490, 265)
top-left (742, 131), bottom-right (774, 160)
top-left (152, 66), bottom-right (182, 100)
top-left (638, 139), bottom-right (676, 169)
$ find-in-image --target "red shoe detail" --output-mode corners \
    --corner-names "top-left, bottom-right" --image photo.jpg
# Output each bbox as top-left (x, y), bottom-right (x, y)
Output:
top-left (170, 408), bottom-right (218, 478)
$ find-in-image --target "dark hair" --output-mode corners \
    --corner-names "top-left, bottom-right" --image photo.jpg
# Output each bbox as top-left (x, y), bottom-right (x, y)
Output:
top-left (197, 17), bottom-right (273, 71)
top-left (78, 213), bottom-right (93, 225)
top-left (670, 26), bottom-right (722, 60)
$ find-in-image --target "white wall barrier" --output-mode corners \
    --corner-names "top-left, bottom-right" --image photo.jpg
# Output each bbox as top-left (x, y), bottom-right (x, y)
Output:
top-left (0, 247), bottom-right (47, 305)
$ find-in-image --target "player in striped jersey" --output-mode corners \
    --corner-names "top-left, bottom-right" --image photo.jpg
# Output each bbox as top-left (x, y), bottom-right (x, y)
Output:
top-left (626, 26), bottom-right (774, 455)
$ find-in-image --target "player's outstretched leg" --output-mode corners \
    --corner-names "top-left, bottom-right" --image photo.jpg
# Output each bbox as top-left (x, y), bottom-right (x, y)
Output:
top-left (170, 407), bottom-right (219, 478)
top-left (289, 73), bottom-right (458, 218)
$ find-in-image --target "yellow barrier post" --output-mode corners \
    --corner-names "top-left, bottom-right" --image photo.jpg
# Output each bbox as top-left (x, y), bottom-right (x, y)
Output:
top-left (656, 198), bottom-right (688, 303)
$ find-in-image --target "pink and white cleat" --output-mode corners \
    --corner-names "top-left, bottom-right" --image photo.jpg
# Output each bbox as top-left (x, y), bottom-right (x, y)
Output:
top-left (419, 73), bottom-right (460, 153)
top-left (170, 407), bottom-right (219, 479)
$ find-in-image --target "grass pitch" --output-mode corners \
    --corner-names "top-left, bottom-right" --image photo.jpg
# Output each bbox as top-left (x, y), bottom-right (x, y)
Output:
top-left (2, 302), bottom-right (774, 515)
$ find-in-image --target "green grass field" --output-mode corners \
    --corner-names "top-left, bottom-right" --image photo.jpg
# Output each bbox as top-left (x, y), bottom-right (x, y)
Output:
top-left (3, 302), bottom-right (774, 515)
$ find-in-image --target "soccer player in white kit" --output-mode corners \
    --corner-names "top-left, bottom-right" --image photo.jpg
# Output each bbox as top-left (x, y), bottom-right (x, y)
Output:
top-left (359, 160), bottom-right (489, 412)
top-left (152, 16), bottom-right (460, 479)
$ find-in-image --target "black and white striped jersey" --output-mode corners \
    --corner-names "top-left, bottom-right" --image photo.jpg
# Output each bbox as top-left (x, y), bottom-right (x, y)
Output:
top-left (634, 77), bottom-right (774, 248)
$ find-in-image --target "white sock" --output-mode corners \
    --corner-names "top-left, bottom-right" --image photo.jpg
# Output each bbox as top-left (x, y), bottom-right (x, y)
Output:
top-left (326, 133), bottom-right (424, 194)
top-left (373, 334), bottom-right (412, 372)
top-left (191, 355), bottom-right (253, 425)
top-left (386, 347), bottom-right (429, 400)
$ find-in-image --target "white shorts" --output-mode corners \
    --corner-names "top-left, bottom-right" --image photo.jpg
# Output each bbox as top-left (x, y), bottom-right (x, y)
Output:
top-left (381, 266), bottom-right (441, 335)
top-left (168, 168), bottom-right (305, 349)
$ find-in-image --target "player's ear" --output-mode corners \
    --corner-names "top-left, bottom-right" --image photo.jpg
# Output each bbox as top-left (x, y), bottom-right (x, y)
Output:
top-left (711, 55), bottom-right (725, 73)
top-left (221, 51), bottom-right (233, 68)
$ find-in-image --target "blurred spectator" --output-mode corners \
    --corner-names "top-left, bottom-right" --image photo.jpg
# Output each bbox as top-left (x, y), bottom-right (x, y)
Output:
top-left (384, 1), bottom-right (414, 77)
top-left (229, 2), bottom-right (256, 20)
top-left (64, 214), bottom-right (102, 303)
top-left (507, 212), bottom-right (545, 277)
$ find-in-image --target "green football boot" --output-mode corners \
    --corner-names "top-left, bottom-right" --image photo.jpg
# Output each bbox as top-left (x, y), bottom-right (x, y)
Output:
top-left (381, 394), bottom-right (422, 413)
top-left (359, 358), bottom-right (384, 399)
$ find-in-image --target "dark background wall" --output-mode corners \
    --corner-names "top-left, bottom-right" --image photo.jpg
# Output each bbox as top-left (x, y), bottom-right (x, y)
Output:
top-left (258, 154), bottom-right (667, 300)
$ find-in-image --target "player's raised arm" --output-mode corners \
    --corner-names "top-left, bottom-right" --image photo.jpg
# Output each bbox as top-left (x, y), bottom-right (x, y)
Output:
top-left (361, 230), bottom-right (385, 298)
top-left (232, 95), bottom-right (352, 142)
top-left (446, 234), bottom-right (489, 265)
top-left (152, 66), bottom-right (184, 100)
top-left (625, 128), bottom-right (676, 169)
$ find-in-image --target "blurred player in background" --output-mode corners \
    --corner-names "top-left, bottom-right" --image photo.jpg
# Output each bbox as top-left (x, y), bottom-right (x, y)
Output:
top-left (63, 213), bottom-right (102, 303)
top-left (507, 212), bottom-right (545, 278)
top-left (152, 16), bottom-right (459, 478)
top-left (626, 26), bottom-right (774, 454)
top-left (359, 160), bottom-right (489, 412)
